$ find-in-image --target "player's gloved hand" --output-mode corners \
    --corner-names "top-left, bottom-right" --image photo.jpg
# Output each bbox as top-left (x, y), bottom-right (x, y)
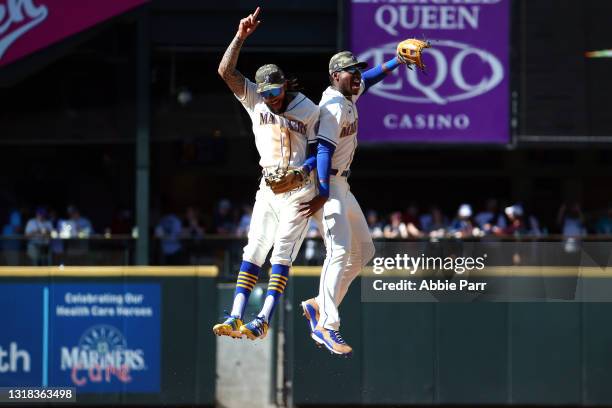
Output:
top-left (268, 168), bottom-right (306, 194)
top-left (396, 38), bottom-right (430, 71)
top-left (299, 195), bottom-right (327, 218)
top-left (237, 6), bottom-right (261, 40)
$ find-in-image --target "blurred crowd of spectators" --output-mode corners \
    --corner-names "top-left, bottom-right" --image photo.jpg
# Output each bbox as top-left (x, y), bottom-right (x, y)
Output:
top-left (3, 198), bottom-right (612, 265)
top-left (362, 199), bottom-right (612, 240)
top-left (1, 205), bottom-right (94, 265)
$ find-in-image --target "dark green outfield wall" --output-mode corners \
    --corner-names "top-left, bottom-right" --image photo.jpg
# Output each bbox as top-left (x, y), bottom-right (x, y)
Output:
top-left (290, 276), bottom-right (612, 406)
top-left (4, 271), bottom-right (612, 406)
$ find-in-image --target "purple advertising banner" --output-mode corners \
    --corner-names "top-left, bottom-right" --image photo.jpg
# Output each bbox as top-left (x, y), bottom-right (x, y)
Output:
top-left (350, 0), bottom-right (510, 143)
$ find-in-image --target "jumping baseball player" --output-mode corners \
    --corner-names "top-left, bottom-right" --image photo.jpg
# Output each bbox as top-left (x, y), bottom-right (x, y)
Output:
top-left (299, 41), bottom-right (430, 355)
top-left (213, 7), bottom-right (319, 340)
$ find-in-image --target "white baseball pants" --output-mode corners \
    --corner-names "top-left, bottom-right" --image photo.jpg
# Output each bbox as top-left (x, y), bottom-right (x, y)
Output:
top-left (243, 179), bottom-right (315, 267)
top-left (314, 176), bottom-right (375, 330)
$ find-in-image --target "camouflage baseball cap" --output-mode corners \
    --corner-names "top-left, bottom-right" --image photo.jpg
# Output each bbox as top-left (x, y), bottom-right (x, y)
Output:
top-left (255, 64), bottom-right (286, 93)
top-left (328, 51), bottom-right (368, 74)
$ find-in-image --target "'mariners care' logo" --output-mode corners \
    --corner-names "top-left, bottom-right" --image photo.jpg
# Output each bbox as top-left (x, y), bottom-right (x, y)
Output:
top-left (0, 0), bottom-right (48, 60)
top-left (60, 325), bottom-right (147, 387)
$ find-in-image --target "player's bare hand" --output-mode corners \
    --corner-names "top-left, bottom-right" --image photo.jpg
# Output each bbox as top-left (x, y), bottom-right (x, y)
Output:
top-left (299, 195), bottom-right (327, 218)
top-left (237, 6), bottom-right (261, 40)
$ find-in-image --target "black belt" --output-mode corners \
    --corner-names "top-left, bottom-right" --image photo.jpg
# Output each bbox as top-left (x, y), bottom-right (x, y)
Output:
top-left (330, 168), bottom-right (350, 177)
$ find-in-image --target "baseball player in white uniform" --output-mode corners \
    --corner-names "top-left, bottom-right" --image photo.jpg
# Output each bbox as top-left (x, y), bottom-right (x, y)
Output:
top-left (299, 50), bottom-right (413, 355)
top-left (213, 7), bottom-right (319, 340)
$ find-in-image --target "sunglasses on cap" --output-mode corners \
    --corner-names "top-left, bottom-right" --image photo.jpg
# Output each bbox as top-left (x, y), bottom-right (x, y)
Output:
top-left (259, 87), bottom-right (283, 98)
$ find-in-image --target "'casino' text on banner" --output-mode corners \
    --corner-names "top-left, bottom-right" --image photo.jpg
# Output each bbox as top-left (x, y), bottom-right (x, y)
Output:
top-left (350, 0), bottom-right (510, 144)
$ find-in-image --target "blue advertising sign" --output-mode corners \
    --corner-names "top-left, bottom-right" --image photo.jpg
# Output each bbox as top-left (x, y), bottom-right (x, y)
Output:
top-left (0, 283), bottom-right (161, 392)
top-left (49, 284), bottom-right (160, 393)
top-left (0, 284), bottom-right (44, 387)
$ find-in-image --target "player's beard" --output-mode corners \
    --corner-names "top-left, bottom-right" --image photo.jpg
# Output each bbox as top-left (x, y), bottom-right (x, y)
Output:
top-left (266, 95), bottom-right (290, 114)
top-left (338, 82), bottom-right (356, 98)
top-left (331, 80), bottom-right (349, 98)
top-left (338, 87), bottom-right (352, 98)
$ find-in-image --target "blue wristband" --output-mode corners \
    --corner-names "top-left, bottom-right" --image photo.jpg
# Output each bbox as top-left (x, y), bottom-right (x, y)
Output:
top-left (363, 57), bottom-right (402, 91)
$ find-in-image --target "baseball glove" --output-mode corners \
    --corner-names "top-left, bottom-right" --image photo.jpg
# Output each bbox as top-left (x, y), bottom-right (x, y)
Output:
top-left (397, 38), bottom-right (431, 72)
top-left (265, 167), bottom-right (307, 194)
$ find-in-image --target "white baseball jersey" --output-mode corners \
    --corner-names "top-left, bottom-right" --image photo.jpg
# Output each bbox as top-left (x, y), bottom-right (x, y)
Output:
top-left (312, 80), bottom-right (375, 331)
top-left (235, 78), bottom-right (319, 268)
top-left (237, 79), bottom-right (319, 170)
top-left (316, 81), bottom-right (365, 173)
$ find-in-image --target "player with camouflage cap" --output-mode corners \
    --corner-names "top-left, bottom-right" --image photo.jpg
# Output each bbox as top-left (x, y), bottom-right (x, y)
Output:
top-left (327, 51), bottom-right (368, 75)
top-left (213, 7), bottom-right (320, 340)
top-left (255, 64), bottom-right (284, 91)
top-left (299, 44), bottom-right (429, 356)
